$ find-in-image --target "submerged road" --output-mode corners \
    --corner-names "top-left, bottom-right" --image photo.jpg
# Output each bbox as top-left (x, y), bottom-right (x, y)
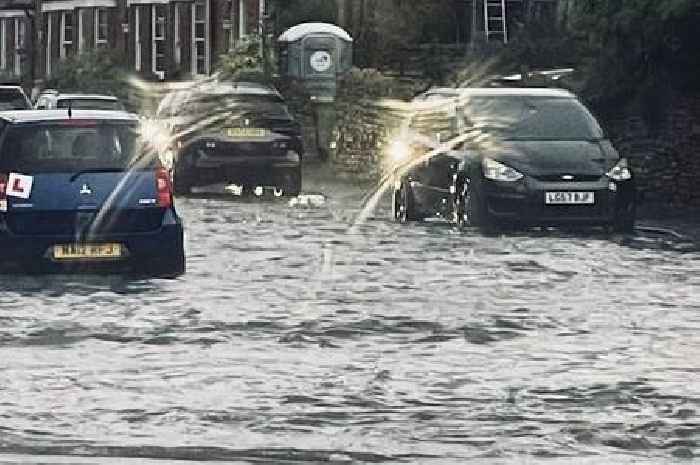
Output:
top-left (0, 163), bottom-right (698, 464)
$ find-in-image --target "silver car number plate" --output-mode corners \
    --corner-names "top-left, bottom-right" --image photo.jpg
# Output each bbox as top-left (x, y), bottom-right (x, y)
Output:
top-left (545, 191), bottom-right (595, 205)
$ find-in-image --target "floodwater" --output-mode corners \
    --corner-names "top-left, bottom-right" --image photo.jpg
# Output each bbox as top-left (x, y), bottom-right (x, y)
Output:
top-left (1, 165), bottom-right (698, 464)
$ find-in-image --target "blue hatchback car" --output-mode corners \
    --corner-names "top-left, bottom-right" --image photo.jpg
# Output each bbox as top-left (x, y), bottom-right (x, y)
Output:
top-left (0, 110), bottom-right (185, 276)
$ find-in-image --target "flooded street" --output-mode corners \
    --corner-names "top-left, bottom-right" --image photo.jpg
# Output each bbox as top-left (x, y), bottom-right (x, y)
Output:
top-left (1, 165), bottom-right (698, 464)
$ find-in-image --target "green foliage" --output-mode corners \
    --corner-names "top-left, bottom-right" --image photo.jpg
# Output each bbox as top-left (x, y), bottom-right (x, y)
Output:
top-left (216, 35), bottom-right (269, 83)
top-left (489, 0), bottom-right (698, 126)
top-left (570, 0), bottom-right (697, 109)
top-left (353, 0), bottom-right (458, 69)
top-left (271, 0), bottom-right (336, 32)
top-left (336, 67), bottom-right (424, 101)
top-left (45, 50), bottom-right (129, 102)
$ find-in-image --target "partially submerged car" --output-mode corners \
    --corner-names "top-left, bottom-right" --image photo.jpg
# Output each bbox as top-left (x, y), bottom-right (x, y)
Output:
top-left (35, 91), bottom-right (126, 111)
top-left (0, 85), bottom-right (32, 110)
top-left (393, 87), bottom-right (636, 232)
top-left (158, 81), bottom-right (303, 196)
top-left (0, 110), bottom-right (185, 276)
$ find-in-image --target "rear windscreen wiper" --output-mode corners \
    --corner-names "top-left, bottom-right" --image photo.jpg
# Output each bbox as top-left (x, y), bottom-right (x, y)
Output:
top-left (69, 167), bottom-right (125, 182)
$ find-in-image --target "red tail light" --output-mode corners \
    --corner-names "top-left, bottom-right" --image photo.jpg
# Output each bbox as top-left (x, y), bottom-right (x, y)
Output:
top-left (0, 173), bottom-right (7, 212)
top-left (155, 168), bottom-right (173, 208)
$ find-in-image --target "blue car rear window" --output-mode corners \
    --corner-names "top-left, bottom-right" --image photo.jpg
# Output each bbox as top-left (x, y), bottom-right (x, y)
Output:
top-left (56, 99), bottom-right (124, 111)
top-left (0, 122), bottom-right (155, 173)
top-left (0, 89), bottom-right (30, 110)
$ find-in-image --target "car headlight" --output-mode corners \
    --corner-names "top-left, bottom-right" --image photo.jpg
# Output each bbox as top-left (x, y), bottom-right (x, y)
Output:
top-left (606, 158), bottom-right (632, 181)
top-left (273, 141), bottom-right (288, 150)
top-left (482, 158), bottom-right (524, 182)
top-left (286, 151), bottom-right (300, 163)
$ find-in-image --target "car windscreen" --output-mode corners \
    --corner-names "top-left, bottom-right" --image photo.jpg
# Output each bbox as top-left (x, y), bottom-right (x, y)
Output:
top-left (202, 95), bottom-right (290, 119)
top-left (464, 96), bottom-right (604, 140)
top-left (57, 99), bottom-right (124, 111)
top-left (0, 122), bottom-right (151, 173)
top-left (0, 89), bottom-right (30, 110)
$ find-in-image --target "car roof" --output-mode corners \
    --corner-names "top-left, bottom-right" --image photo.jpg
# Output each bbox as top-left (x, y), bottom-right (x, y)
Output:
top-left (0, 110), bottom-right (138, 123)
top-left (55, 94), bottom-right (119, 101)
top-left (421, 87), bottom-right (575, 98)
top-left (0, 85), bottom-right (25, 91)
top-left (193, 81), bottom-right (282, 97)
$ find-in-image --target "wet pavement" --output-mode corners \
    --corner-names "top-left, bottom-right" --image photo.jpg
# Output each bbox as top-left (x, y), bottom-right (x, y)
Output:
top-left (0, 163), bottom-right (699, 464)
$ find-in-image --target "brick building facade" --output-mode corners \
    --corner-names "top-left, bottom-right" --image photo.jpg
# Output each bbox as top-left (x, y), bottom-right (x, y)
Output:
top-left (0, 0), bottom-right (266, 87)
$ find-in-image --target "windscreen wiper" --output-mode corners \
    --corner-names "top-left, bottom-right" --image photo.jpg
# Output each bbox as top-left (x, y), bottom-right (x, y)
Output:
top-left (69, 167), bottom-right (125, 182)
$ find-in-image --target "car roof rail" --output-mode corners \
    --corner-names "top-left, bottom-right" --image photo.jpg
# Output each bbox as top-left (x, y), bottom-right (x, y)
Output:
top-left (487, 68), bottom-right (575, 88)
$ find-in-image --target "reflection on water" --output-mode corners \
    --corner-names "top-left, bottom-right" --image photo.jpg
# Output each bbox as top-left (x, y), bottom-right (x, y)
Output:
top-left (0, 172), bottom-right (698, 464)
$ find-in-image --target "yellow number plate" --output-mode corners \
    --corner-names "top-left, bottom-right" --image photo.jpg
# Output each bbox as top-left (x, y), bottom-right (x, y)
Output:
top-left (53, 243), bottom-right (122, 260)
top-left (226, 127), bottom-right (268, 138)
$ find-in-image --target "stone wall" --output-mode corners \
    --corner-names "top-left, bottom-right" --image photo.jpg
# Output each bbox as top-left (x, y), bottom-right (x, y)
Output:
top-left (608, 93), bottom-right (700, 207)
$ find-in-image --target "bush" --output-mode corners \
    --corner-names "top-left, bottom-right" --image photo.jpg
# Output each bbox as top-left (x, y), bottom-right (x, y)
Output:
top-left (45, 50), bottom-right (129, 102)
top-left (216, 35), bottom-right (270, 83)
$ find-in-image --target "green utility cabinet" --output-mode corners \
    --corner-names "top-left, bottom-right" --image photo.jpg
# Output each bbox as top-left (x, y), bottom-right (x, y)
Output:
top-left (278, 23), bottom-right (353, 159)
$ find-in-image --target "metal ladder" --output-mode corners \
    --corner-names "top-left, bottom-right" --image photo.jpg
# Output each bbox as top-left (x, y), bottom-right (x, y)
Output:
top-left (484, 0), bottom-right (508, 44)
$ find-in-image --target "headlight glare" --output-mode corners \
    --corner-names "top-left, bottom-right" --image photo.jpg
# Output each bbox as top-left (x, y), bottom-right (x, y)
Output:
top-left (606, 158), bottom-right (632, 181)
top-left (482, 158), bottom-right (524, 182)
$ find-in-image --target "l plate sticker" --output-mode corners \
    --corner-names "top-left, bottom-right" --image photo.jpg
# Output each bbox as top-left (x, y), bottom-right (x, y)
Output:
top-left (7, 173), bottom-right (33, 199)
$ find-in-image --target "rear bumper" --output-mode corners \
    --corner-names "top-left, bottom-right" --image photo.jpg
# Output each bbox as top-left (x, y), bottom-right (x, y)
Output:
top-left (0, 210), bottom-right (184, 274)
top-left (481, 177), bottom-right (636, 226)
top-left (181, 151), bottom-right (300, 187)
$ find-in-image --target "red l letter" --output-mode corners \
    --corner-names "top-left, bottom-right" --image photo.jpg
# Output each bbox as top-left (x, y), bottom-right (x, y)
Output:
top-left (12, 178), bottom-right (24, 193)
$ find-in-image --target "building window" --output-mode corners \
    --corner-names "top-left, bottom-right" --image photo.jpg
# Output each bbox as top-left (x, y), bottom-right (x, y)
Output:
top-left (258, 0), bottom-right (265, 34)
top-left (152, 4), bottom-right (166, 79)
top-left (192, 0), bottom-right (209, 75)
top-left (95, 8), bottom-right (108, 47)
top-left (134, 6), bottom-right (141, 71)
top-left (45, 12), bottom-right (52, 76)
top-left (14, 17), bottom-right (24, 76)
top-left (0, 19), bottom-right (6, 71)
top-left (60, 11), bottom-right (74, 59)
top-left (173, 3), bottom-right (181, 65)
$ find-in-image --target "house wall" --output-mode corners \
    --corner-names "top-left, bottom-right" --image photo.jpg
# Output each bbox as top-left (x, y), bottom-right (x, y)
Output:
top-left (6, 0), bottom-right (266, 86)
top-left (0, 8), bottom-right (31, 87)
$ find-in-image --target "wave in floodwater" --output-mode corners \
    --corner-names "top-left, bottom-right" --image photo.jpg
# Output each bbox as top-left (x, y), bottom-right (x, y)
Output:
top-left (2, 70), bottom-right (699, 463)
top-left (1, 180), bottom-right (699, 464)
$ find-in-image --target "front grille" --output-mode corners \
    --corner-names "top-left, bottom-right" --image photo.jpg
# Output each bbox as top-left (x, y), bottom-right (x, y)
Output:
top-left (532, 174), bottom-right (603, 182)
top-left (7, 209), bottom-right (163, 236)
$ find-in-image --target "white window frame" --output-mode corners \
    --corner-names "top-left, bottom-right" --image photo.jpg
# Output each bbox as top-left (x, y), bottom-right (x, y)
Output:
top-left (77, 8), bottom-right (84, 53)
top-left (46, 12), bottom-right (52, 76)
top-left (94, 8), bottom-right (108, 47)
top-left (0, 20), bottom-right (6, 71)
top-left (191, 0), bottom-right (210, 76)
top-left (151, 4), bottom-right (166, 79)
top-left (14, 18), bottom-right (24, 76)
top-left (60, 11), bottom-right (73, 60)
top-left (173, 3), bottom-right (180, 65)
top-left (238, 0), bottom-right (246, 40)
top-left (258, 0), bottom-right (264, 34)
top-left (134, 6), bottom-right (141, 71)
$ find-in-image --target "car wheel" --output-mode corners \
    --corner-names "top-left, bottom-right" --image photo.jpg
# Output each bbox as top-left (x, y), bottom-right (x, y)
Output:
top-left (150, 249), bottom-right (186, 278)
top-left (453, 176), bottom-right (495, 232)
top-left (452, 175), bottom-right (468, 229)
top-left (613, 202), bottom-right (636, 234)
top-left (172, 163), bottom-right (192, 196)
top-left (393, 179), bottom-right (418, 223)
top-left (284, 167), bottom-right (302, 197)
